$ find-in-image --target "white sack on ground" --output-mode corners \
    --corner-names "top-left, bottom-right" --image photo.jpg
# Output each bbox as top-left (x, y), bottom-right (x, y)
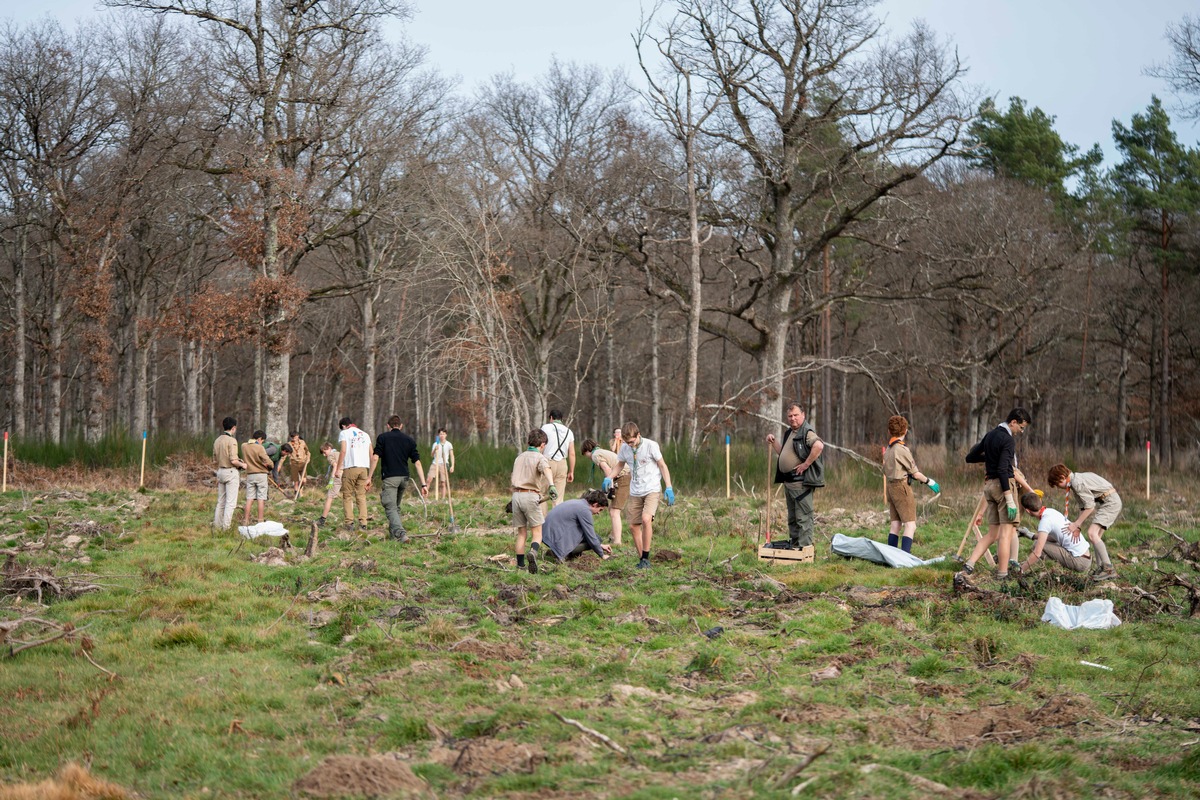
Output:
top-left (237, 521), bottom-right (289, 539)
top-left (1041, 597), bottom-right (1121, 630)
top-left (831, 533), bottom-right (946, 568)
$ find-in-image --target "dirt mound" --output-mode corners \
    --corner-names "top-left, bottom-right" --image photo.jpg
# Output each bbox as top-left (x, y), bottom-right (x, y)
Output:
top-left (251, 547), bottom-right (289, 566)
top-left (428, 737), bottom-right (545, 777)
top-left (0, 762), bottom-right (133, 800)
top-left (448, 637), bottom-right (525, 660)
top-left (652, 549), bottom-right (681, 562)
top-left (293, 755), bottom-right (428, 798)
top-left (876, 695), bottom-right (1093, 748)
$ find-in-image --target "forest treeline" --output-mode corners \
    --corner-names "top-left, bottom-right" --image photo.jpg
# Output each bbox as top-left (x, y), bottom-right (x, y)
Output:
top-left (2, 1), bottom-right (1199, 466)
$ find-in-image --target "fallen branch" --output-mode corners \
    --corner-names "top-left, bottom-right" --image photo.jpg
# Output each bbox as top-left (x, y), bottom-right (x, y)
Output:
top-left (552, 711), bottom-right (637, 764)
top-left (773, 744), bottom-right (830, 789)
top-left (858, 763), bottom-right (954, 794)
top-left (81, 647), bottom-right (118, 680)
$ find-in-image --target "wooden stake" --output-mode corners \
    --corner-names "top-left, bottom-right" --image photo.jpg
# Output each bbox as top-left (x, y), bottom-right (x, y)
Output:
top-left (445, 467), bottom-right (459, 533)
top-left (2, 431), bottom-right (7, 493)
top-left (764, 442), bottom-right (773, 544)
top-left (720, 434), bottom-right (729, 496)
top-left (138, 430), bottom-right (148, 489)
top-left (956, 494), bottom-right (996, 567)
top-left (1142, 441), bottom-right (1152, 496)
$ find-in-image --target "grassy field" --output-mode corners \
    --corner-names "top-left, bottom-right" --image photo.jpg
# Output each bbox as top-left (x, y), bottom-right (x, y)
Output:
top-left (1, 460), bottom-right (1199, 799)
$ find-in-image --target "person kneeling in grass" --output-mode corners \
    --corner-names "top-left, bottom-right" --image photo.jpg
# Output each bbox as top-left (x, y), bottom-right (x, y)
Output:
top-left (540, 490), bottom-right (613, 564)
top-left (1047, 463), bottom-right (1121, 582)
top-left (1014, 492), bottom-right (1091, 575)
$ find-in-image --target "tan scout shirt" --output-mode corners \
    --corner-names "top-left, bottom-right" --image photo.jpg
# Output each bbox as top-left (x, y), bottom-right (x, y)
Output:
top-left (590, 447), bottom-right (629, 478)
top-left (242, 441), bottom-right (273, 475)
top-left (1068, 472), bottom-right (1115, 510)
top-left (883, 440), bottom-right (917, 480)
top-left (511, 449), bottom-right (552, 492)
top-left (213, 433), bottom-right (239, 469)
top-left (289, 439), bottom-right (310, 466)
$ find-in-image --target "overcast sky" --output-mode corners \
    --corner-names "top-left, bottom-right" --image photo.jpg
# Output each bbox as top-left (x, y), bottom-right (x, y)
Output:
top-left (7, 0), bottom-right (1200, 164)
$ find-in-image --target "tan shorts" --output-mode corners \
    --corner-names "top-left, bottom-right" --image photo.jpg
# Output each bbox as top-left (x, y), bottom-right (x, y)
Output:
top-left (511, 492), bottom-right (544, 528)
top-left (245, 473), bottom-right (269, 500)
top-left (289, 461), bottom-right (307, 483)
top-left (612, 472), bottom-right (631, 510)
top-left (886, 479), bottom-right (915, 523)
top-left (626, 492), bottom-right (660, 525)
top-left (982, 479), bottom-right (1016, 526)
top-left (324, 476), bottom-right (343, 500)
top-left (1092, 493), bottom-right (1122, 529)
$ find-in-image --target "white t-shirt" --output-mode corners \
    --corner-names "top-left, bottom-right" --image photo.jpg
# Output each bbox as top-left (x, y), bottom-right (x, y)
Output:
top-left (431, 439), bottom-right (453, 465)
top-left (618, 436), bottom-right (664, 497)
top-left (338, 426), bottom-right (372, 469)
top-left (1038, 507), bottom-right (1089, 558)
top-left (541, 421), bottom-right (574, 463)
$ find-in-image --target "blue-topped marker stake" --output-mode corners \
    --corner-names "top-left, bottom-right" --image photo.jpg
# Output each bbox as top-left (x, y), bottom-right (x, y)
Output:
top-left (139, 430), bottom-right (148, 489)
top-left (725, 434), bottom-right (731, 499)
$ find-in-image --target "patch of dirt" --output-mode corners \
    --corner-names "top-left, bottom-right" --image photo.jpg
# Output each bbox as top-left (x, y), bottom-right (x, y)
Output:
top-left (251, 547), bottom-right (289, 566)
top-left (612, 605), bottom-right (664, 627)
top-left (428, 737), bottom-right (545, 777)
top-left (0, 762), bottom-right (134, 800)
top-left (294, 755), bottom-right (429, 798)
top-left (351, 583), bottom-right (406, 602)
top-left (872, 695), bottom-right (1095, 748)
top-left (652, 549), bottom-right (681, 562)
top-left (447, 637), bottom-right (525, 661)
top-left (566, 556), bottom-right (601, 571)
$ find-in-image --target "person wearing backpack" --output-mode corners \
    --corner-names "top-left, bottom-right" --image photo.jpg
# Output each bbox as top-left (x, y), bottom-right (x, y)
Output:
top-left (765, 402), bottom-right (824, 550)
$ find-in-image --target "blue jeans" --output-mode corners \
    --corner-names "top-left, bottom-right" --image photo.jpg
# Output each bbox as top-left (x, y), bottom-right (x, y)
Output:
top-left (380, 476), bottom-right (408, 537)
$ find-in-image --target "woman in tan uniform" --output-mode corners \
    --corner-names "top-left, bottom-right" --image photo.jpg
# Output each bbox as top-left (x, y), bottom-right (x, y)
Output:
top-left (581, 437), bottom-right (630, 547)
top-left (882, 416), bottom-right (940, 553)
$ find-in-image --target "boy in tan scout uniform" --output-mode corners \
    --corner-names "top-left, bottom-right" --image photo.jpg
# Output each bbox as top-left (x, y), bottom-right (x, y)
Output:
top-left (317, 442), bottom-right (341, 527)
top-left (511, 429), bottom-right (557, 574)
top-left (882, 416), bottom-right (940, 553)
top-left (580, 437), bottom-right (630, 546)
top-left (286, 431), bottom-right (311, 499)
top-left (241, 430), bottom-right (274, 526)
top-left (1047, 464), bottom-right (1122, 581)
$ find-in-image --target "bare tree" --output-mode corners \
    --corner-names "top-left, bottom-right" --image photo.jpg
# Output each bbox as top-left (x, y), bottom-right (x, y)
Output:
top-left (646, 0), bottom-right (970, 423)
top-left (108, 0), bottom-right (413, 440)
top-left (1150, 15), bottom-right (1200, 119)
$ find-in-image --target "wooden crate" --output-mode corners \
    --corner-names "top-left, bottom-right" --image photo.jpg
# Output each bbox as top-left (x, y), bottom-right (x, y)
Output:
top-left (757, 544), bottom-right (814, 563)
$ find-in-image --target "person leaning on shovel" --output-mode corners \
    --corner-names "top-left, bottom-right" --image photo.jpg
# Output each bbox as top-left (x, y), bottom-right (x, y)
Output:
top-left (764, 402), bottom-right (824, 551)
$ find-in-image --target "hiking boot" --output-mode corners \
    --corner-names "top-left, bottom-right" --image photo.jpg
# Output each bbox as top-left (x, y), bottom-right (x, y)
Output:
top-left (527, 548), bottom-right (538, 574)
top-left (317, 516), bottom-right (327, 528)
top-left (961, 562), bottom-right (974, 575)
top-left (1016, 526), bottom-right (1036, 540)
top-left (1092, 568), bottom-right (1118, 582)
top-left (636, 557), bottom-right (651, 569)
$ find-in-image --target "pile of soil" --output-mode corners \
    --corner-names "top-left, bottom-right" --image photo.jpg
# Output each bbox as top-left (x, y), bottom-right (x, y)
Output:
top-left (294, 755), bottom-right (428, 798)
top-left (428, 737), bottom-right (545, 777)
top-left (447, 637), bottom-right (525, 661)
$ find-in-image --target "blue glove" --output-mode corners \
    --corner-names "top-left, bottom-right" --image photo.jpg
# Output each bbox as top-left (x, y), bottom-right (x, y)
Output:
top-left (602, 477), bottom-right (613, 492)
top-left (664, 487), bottom-right (676, 505)
top-left (927, 479), bottom-right (940, 494)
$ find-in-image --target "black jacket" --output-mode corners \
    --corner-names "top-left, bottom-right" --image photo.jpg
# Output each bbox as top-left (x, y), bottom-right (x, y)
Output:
top-left (374, 429), bottom-right (421, 479)
top-left (965, 425), bottom-right (1015, 492)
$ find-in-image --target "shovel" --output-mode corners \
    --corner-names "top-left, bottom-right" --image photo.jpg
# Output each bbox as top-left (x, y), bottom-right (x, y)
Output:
top-left (444, 468), bottom-right (460, 533)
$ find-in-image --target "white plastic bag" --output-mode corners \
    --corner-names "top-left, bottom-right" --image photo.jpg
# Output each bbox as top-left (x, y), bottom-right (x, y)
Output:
top-left (1041, 596), bottom-right (1121, 630)
top-left (237, 521), bottom-right (289, 540)
top-left (831, 533), bottom-right (945, 568)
